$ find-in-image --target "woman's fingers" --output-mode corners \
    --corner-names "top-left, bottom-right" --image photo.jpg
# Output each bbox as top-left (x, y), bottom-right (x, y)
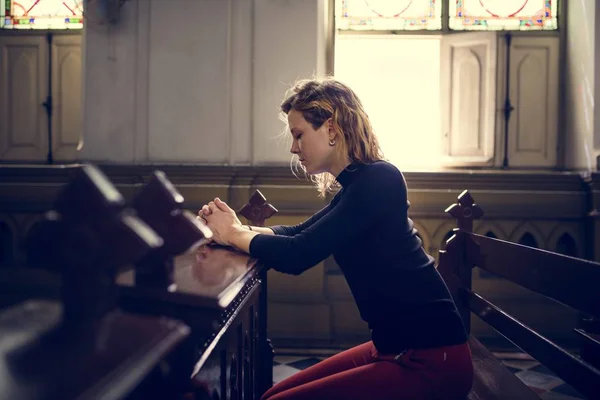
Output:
top-left (214, 197), bottom-right (231, 212)
top-left (198, 198), bottom-right (233, 221)
top-left (198, 204), bottom-right (212, 217)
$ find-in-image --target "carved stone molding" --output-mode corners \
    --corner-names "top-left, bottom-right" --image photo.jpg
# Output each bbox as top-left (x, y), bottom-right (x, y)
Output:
top-left (0, 164), bottom-right (590, 220)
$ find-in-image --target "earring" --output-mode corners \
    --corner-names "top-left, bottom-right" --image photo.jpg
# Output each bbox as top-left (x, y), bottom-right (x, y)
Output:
top-left (329, 139), bottom-right (336, 146)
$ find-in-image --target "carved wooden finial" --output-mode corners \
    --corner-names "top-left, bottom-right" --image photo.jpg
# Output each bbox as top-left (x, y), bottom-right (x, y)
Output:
top-left (26, 164), bottom-right (162, 324)
top-left (445, 190), bottom-right (484, 233)
top-left (132, 170), bottom-right (212, 288)
top-left (238, 190), bottom-right (278, 227)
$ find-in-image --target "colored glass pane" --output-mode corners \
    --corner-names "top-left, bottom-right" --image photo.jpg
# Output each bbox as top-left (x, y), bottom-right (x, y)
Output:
top-left (1, 0), bottom-right (83, 30)
top-left (449, 0), bottom-right (558, 31)
top-left (336, 0), bottom-right (442, 31)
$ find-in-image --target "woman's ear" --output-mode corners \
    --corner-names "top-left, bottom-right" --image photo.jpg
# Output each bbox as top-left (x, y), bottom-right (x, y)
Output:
top-left (326, 118), bottom-right (335, 139)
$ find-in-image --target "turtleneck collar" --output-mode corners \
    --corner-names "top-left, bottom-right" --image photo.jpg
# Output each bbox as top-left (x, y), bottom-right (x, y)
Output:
top-left (335, 162), bottom-right (365, 187)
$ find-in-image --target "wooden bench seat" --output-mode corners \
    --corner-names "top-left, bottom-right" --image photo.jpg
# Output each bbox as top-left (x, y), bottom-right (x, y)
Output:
top-left (468, 337), bottom-right (539, 400)
top-left (438, 190), bottom-right (600, 400)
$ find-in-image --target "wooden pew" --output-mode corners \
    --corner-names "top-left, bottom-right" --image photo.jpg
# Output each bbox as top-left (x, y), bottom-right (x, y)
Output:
top-left (0, 165), bottom-right (276, 400)
top-left (116, 172), bottom-right (277, 400)
top-left (437, 190), bottom-right (600, 400)
top-left (0, 165), bottom-right (192, 400)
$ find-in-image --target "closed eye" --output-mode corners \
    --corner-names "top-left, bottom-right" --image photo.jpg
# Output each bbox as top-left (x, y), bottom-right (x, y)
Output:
top-left (291, 129), bottom-right (303, 140)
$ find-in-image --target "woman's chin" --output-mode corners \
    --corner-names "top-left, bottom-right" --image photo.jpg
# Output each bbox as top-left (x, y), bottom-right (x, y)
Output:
top-left (300, 160), bottom-right (326, 175)
top-left (305, 167), bottom-right (326, 175)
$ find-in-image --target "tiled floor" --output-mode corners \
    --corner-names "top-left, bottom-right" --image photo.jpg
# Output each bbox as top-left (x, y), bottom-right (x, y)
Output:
top-left (491, 351), bottom-right (587, 400)
top-left (272, 351), bottom-right (588, 399)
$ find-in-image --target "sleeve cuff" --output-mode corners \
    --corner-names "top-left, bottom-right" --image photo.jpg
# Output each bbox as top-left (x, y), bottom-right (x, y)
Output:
top-left (249, 233), bottom-right (279, 267)
top-left (269, 225), bottom-right (291, 236)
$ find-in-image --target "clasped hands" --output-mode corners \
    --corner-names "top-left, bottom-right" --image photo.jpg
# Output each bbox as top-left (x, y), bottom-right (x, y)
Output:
top-left (197, 197), bottom-right (244, 246)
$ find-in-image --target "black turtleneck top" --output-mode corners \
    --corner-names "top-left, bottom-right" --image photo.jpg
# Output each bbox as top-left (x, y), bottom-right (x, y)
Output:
top-left (248, 160), bottom-right (468, 353)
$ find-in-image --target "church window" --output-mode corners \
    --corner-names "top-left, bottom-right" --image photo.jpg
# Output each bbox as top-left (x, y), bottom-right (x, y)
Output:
top-left (334, 0), bottom-right (561, 170)
top-left (449, 0), bottom-right (558, 31)
top-left (1, 0), bottom-right (84, 30)
top-left (336, 0), bottom-right (442, 31)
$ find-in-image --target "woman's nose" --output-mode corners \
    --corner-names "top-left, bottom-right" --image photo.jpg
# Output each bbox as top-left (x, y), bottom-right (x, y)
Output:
top-left (290, 141), bottom-right (299, 154)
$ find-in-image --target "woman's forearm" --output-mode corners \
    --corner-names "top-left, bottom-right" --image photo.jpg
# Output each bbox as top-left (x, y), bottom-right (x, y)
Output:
top-left (229, 225), bottom-right (273, 253)
top-left (245, 226), bottom-right (275, 235)
top-left (228, 226), bottom-right (260, 253)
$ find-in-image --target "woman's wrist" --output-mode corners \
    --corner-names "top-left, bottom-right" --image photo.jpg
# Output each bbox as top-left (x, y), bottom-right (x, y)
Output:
top-left (225, 224), bottom-right (246, 244)
top-left (226, 224), bottom-right (258, 253)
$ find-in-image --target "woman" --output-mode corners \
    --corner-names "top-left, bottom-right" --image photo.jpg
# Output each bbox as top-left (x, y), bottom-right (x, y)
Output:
top-left (199, 78), bottom-right (473, 399)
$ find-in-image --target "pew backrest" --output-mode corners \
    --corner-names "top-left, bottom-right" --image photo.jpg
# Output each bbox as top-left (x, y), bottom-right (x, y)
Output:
top-left (437, 190), bottom-right (600, 400)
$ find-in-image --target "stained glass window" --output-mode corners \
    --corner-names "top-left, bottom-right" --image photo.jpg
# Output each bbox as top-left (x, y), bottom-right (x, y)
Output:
top-left (449, 0), bottom-right (558, 31)
top-left (1, 0), bottom-right (83, 30)
top-left (336, 0), bottom-right (442, 31)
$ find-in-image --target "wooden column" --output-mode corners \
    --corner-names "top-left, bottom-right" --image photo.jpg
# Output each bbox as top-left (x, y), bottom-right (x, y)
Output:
top-left (238, 190), bottom-right (278, 396)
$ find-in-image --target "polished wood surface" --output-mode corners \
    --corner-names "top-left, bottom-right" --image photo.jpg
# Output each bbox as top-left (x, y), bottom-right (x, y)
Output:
top-left (116, 242), bottom-right (269, 400)
top-left (115, 186), bottom-right (276, 399)
top-left (118, 244), bottom-right (260, 310)
top-left (0, 242), bottom-right (266, 400)
top-left (0, 165), bottom-right (274, 400)
top-left (0, 165), bottom-right (192, 400)
top-left (0, 300), bottom-right (189, 400)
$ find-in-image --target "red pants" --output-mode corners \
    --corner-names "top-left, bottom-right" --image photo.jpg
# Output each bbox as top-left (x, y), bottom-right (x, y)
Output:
top-left (261, 341), bottom-right (473, 400)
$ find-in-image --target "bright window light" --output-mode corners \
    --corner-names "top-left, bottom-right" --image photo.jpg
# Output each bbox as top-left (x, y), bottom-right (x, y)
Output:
top-left (334, 35), bottom-right (442, 171)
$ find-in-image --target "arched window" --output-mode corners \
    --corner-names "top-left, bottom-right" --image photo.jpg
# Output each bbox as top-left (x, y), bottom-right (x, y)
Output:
top-left (484, 231), bottom-right (497, 239)
top-left (518, 232), bottom-right (539, 249)
top-left (556, 233), bottom-right (577, 257)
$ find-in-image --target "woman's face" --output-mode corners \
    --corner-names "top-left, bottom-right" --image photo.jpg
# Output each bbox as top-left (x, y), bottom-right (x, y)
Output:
top-left (288, 109), bottom-right (336, 175)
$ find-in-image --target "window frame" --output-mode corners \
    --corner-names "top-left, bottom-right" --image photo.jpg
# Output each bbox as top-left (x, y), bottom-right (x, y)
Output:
top-left (0, 0), bottom-right (85, 31)
top-left (334, 0), bottom-right (563, 35)
top-left (328, 0), bottom-right (567, 170)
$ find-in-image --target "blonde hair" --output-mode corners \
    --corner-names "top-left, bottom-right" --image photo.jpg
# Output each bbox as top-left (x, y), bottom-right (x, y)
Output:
top-left (280, 77), bottom-right (385, 197)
